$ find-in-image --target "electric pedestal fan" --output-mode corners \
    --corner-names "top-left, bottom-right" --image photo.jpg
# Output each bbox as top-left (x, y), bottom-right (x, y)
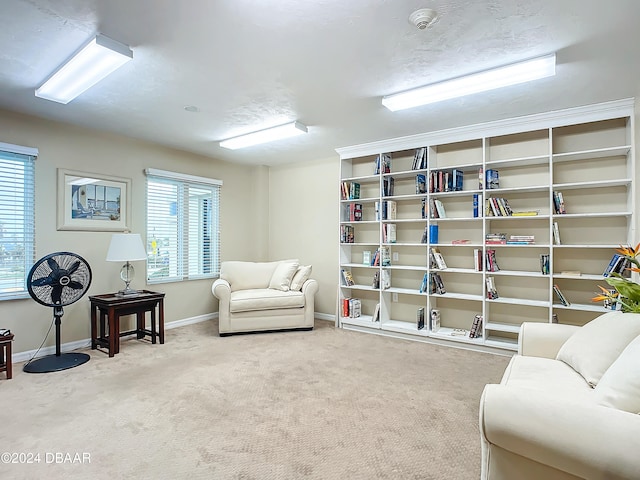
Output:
top-left (23, 252), bottom-right (92, 373)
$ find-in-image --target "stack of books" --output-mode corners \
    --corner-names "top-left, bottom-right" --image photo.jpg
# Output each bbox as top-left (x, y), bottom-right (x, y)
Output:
top-left (486, 233), bottom-right (507, 245)
top-left (506, 235), bottom-right (535, 245)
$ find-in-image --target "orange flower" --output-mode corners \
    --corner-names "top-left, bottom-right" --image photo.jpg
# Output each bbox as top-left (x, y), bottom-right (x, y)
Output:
top-left (591, 285), bottom-right (618, 303)
top-left (616, 243), bottom-right (640, 258)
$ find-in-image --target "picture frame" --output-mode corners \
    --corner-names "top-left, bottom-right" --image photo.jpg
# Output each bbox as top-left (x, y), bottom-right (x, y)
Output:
top-left (57, 169), bottom-right (131, 232)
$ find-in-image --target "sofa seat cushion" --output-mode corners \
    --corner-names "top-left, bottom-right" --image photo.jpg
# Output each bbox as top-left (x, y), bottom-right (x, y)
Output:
top-left (501, 355), bottom-right (593, 402)
top-left (229, 288), bottom-right (305, 313)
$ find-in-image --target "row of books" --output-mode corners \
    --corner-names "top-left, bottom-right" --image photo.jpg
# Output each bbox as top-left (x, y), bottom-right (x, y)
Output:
top-left (486, 197), bottom-right (513, 216)
top-left (429, 169), bottom-right (464, 193)
top-left (428, 247), bottom-right (446, 269)
top-left (540, 254), bottom-right (550, 275)
top-left (603, 253), bottom-right (631, 277)
top-left (372, 270), bottom-right (391, 289)
top-left (486, 276), bottom-right (499, 299)
top-left (343, 203), bottom-right (362, 222)
top-left (412, 148), bottom-right (427, 170)
top-left (382, 223), bottom-right (396, 243)
top-left (341, 298), bottom-right (361, 318)
top-left (376, 200), bottom-right (397, 220)
top-left (472, 249), bottom-right (499, 272)
top-left (485, 169), bottom-right (499, 189)
top-left (553, 191), bottom-right (566, 214)
top-left (340, 225), bottom-right (354, 243)
top-left (382, 177), bottom-right (395, 196)
top-left (340, 181), bottom-right (360, 200)
top-left (374, 153), bottom-right (392, 175)
top-left (428, 198), bottom-right (447, 218)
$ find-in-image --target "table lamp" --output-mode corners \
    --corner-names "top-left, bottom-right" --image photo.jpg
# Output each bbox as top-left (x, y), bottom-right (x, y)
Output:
top-left (106, 233), bottom-right (147, 295)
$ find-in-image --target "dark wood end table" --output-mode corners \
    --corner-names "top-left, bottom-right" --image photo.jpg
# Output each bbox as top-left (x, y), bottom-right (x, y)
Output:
top-left (0, 333), bottom-right (14, 379)
top-left (89, 290), bottom-right (165, 357)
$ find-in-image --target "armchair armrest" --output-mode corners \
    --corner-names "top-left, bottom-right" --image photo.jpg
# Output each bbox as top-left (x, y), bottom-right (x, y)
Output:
top-left (518, 322), bottom-right (579, 358)
top-left (212, 278), bottom-right (231, 333)
top-left (480, 384), bottom-right (640, 480)
top-left (212, 278), bottom-right (231, 300)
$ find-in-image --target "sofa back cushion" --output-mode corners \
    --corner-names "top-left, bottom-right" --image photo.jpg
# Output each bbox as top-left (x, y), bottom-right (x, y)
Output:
top-left (556, 311), bottom-right (640, 387)
top-left (593, 334), bottom-right (640, 413)
top-left (220, 261), bottom-right (281, 292)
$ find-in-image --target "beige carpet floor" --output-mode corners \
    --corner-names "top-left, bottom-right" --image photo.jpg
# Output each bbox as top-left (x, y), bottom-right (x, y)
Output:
top-left (0, 319), bottom-right (510, 480)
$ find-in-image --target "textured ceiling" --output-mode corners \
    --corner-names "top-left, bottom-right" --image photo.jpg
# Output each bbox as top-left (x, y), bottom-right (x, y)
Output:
top-left (1, 0), bottom-right (640, 166)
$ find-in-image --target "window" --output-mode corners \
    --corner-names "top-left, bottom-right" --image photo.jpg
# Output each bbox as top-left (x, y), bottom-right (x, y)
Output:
top-left (0, 142), bottom-right (37, 300)
top-left (145, 168), bottom-right (221, 283)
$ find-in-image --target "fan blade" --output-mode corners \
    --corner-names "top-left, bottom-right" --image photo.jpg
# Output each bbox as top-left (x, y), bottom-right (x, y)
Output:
top-left (47, 257), bottom-right (61, 275)
top-left (66, 260), bottom-right (81, 275)
top-left (31, 276), bottom-right (56, 287)
top-left (51, 285), bottom-right (63, 305)
top-left (67, 281), bottom-right (84, 290)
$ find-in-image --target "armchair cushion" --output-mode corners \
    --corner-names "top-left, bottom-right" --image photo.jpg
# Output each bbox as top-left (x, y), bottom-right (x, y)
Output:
top-left (594, 334), bottom-right (640, 413)
top-left (290, 265), bottom-right (312, 291)
top-left (268, 260), bottom-right (299, 291)
top-left (555, 311), bottom-right (640, 387)
top-left (229, 288), bottom-right (305, 313)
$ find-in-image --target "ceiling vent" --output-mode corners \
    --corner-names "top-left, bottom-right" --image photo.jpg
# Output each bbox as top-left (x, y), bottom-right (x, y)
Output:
top-left (409, 8), bottom-right (439, 30)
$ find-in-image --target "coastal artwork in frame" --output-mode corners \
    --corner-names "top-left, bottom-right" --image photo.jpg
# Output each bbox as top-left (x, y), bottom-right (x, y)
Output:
top-left (57, 169), bottom-right (131, 231)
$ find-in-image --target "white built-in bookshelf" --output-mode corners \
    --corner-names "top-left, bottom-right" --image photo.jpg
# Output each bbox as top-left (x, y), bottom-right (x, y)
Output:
top-left (336, 98), bottom-right (636, 353)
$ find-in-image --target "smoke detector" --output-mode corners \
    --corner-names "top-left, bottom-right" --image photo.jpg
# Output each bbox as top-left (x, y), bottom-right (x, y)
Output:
top-left (409, 8), bottom-right (439, 30)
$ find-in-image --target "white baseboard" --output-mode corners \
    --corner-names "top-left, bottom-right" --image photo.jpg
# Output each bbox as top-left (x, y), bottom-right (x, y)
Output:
top-left (12, 311), bottom-right (339, 363)
top-left (314, 312), bottom-right (335, 323)
top-left (12, 312), bottom-right (219, 363)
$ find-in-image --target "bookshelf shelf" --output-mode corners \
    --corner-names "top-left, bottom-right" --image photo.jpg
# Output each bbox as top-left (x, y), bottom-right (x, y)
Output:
top-left (484, 322), bottom-right (521, 334)
top-left (337, 99), bottom-right (635, 353)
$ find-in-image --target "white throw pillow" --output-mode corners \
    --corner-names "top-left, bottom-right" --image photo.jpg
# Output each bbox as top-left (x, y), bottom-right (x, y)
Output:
top-left (556, 311), bottom-right (640, 387)
top-left (268, 260), bottom-right (299, 291)
top-left (290, 265), bottom-right (312, 291)
top-left (594, 334), bottom-right (640, 413)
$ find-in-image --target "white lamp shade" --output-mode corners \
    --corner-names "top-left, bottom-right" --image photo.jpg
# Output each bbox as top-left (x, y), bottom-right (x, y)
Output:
top-left (106, 233), bottom-right (147, 262)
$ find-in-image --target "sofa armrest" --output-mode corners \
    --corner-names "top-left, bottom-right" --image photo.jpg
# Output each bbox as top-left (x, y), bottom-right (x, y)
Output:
top-left (518, 322), bottom-right (579, 358)
top-left (480, 384), bottom-right (640, 480)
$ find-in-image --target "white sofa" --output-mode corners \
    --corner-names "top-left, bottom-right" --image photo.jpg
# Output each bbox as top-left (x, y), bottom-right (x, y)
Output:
top-left (479, 311), bottom-right (640, 480)
top-left (212, 260), bottom-right (318, 336)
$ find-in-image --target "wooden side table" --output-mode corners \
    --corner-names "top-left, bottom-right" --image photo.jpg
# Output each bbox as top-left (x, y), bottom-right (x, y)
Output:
top-left (89, 290), bottom-right (165, 357)
top-left (0, 333), bottom-right (15, 379)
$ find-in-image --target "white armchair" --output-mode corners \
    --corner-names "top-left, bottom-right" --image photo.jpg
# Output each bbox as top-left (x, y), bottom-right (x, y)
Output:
top-left (212, 260), bottom-right (318, 336)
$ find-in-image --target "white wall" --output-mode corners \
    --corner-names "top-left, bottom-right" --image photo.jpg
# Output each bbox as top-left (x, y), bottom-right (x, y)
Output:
top-left (268, 157), bottom-right (338, 317)
top-left (0, 109), bottom-right (265, 353)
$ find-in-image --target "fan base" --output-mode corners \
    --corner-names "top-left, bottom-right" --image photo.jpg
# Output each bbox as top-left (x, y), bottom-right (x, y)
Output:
top-left (23, 352), bottom-right (90, 373)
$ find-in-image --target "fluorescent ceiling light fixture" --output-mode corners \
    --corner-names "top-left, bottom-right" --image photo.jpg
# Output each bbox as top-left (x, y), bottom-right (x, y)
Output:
top-left (35, 34), bottom-right (133, 104)
top-left (219, 121), bottom-right (308, 150)
top-left (382, 53), bottom-right (556, 111)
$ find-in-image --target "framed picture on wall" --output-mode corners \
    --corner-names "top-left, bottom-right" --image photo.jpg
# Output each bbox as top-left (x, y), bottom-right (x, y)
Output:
top-left (57, 169), bottom-right (131, 231)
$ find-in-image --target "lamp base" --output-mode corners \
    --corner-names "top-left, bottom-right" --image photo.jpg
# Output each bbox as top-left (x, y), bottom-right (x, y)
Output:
top-left (116, 287), bottom-right (140, 296)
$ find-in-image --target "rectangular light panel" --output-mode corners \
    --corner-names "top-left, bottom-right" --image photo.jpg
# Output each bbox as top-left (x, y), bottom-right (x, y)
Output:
top-left (382, 53), bottom-right (556, 111)
top-left (219, 121), bottom-right (308, 150)
top-left (35, 34), bottom-right (133, 104)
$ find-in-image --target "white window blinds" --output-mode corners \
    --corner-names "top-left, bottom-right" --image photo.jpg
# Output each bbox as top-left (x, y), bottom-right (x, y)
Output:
top-left (0, 142), bottom-right (37, 300)
top-left (145, 168), bottom-right (221, 283)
